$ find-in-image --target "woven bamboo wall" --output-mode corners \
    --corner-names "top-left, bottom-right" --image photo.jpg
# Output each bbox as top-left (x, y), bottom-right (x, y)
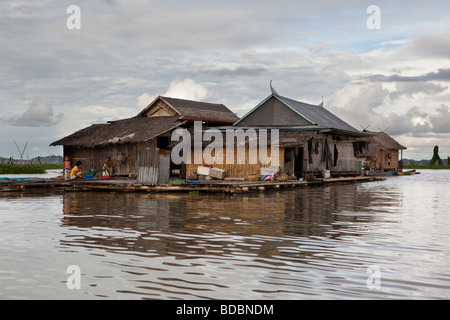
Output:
top-left (333, 141), bottom-right (358, 172)
top-left (303, 133), bottom-right (359, 173)
top-left (184, 145), bottom-right (284, 179)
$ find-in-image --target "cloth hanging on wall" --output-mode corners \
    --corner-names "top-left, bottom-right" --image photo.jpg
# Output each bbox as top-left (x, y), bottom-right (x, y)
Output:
top-left (334, 144), bottom-right (339, 167)
top-left (323, 139), bottom-right (333, 169)
top-left (308, 139), bottom-right (314, 163)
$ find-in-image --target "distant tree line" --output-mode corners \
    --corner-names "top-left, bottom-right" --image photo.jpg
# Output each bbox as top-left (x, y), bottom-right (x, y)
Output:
top-left (0, 155), bottom-right (63, 164)
top-left (404, 145), bottom-right (450, 168)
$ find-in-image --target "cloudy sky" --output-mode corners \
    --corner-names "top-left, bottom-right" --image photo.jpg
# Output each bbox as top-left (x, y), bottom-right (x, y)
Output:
top-left (1, 0), bottom-right (449, 160)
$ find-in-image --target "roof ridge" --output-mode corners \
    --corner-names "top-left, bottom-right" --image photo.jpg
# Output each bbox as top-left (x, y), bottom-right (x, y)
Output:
top-left (161, 95), bottom-right (226, 106)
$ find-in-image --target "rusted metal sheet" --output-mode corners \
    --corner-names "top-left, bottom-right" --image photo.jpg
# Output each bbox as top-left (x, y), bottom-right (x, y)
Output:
top-left (137, 148), bottom-right (170, 185)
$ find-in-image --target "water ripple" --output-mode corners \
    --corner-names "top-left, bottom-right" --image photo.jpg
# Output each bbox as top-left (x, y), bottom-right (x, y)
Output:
top-left (1, 171), bottom-right (450, 299)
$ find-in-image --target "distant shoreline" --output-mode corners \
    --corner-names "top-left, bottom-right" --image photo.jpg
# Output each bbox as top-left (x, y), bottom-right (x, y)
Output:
top-left (403, 164), bottom-right (450, 170)
top-left (0, 164), bottom-right (63, 174)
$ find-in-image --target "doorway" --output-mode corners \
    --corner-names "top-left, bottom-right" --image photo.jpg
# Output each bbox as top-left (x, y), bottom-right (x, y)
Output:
top-left (284, 147), bottom-right (304, 177)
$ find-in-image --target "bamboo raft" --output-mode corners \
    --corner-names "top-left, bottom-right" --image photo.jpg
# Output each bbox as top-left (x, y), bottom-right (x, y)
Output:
top-left (0, 175), bottom-right (384, 193)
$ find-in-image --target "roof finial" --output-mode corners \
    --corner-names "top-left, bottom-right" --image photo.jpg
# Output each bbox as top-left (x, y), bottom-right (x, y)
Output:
top-left (318, 96), bottom-right (324, 107)
top-left (270, 80), bottom-right (279, 96)
top-left (377, 126), bottom-right (389, 133)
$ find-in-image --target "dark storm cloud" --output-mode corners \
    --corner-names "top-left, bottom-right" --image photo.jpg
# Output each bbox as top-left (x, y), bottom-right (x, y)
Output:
top-left (389, 82), bottom-right (448, 101)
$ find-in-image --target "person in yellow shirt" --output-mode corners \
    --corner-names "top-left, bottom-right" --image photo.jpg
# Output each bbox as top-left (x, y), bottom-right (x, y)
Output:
top-left (70, 161), bottom-right (83, 179)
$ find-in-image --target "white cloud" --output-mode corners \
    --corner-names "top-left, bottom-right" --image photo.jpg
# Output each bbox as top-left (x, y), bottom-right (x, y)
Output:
top-left (381, 39), bottom-right (409, 46)
top-left (137, 93), bottom-right (155, 110)
top-left (329, 82), bottom-right (389, 127)
top-left (164, 79), bottom-right (212, 101)
top-left (9, 97), bottom-right (64, 127)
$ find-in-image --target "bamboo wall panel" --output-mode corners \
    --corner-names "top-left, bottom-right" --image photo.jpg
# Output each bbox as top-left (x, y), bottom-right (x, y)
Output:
top-left (334, 142), bottom-right (357, 172)
top-left (184, 145), bottom-right (284, 179)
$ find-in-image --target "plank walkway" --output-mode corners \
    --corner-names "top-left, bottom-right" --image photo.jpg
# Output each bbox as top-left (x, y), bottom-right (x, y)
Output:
top-left (0, 175), bottom-right (384, 193)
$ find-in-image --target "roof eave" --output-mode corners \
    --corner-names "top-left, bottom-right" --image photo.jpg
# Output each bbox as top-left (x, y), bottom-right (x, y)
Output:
top-left (328, 128), bottom-right (375, 137)
top-left (180, 116), bottom-right (238, 125)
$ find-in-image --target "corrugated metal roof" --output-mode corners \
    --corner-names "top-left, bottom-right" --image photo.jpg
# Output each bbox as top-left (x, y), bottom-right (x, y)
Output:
top-left (275, 95), bottom-right (362, 134)
top-left (234, 92), bottom-right (367, 136)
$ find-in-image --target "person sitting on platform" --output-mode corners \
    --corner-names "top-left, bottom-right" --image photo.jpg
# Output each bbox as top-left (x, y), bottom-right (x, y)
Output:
top-left (102, 157), bottom-right (113, 178)
top-left (70, 161), bottom-right (83, 179)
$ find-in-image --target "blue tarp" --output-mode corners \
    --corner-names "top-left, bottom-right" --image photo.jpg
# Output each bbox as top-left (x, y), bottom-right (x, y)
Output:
top-left (0, 177), bottom-right (45, 182)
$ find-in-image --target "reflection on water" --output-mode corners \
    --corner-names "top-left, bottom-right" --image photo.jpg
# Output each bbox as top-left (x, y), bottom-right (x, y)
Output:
top-left (62, 183), bottom-right (392, 238)
top-left (1, 170), bottom-right (450, 299)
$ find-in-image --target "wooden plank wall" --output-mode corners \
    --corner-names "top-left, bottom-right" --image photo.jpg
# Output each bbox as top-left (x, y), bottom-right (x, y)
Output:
top-left (64, 144), bottom-right (138, 175)
top-left (378, 149), bottom-right (399, 171)
top-left (64, 139), bottom-right (158, 176)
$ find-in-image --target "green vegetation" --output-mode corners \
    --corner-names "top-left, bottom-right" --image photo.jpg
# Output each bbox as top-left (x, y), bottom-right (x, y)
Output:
top-left (403, 145), bottom-right (450, 169)
top-left (429, 145), bottom-right (444, 166)
top-left (0, 164), bottom-right (63, 174)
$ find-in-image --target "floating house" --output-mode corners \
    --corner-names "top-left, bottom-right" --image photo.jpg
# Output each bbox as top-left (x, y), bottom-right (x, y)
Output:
top-left (355, 131), bottom-right (407, 172)
top-left (51, 85), bottom-right (395, 183)
top-left (50, 96), bottom-right (239, 177)
top-left (183, 85), bottom-right (372, 180)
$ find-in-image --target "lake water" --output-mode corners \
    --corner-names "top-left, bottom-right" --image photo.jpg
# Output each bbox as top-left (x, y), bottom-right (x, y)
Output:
top-left (0, 170), bottom-right (449, 300)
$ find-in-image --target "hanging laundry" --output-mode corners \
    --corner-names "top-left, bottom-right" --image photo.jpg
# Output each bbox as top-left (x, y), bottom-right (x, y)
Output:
top-left (323, 139), bottom-right (333, 169)
top-left (334, 144), bottom-right (339, 167)
top-left (308, 139), bottom-right (314, 163)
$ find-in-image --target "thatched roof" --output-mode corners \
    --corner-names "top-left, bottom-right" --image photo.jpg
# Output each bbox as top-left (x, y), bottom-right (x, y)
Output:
top-left (51, 95), bottom-right (240, 148)
top-left (50, 116), bottom-right (186, 148)
top-left (355, 131), bottom-right (406, 157)
top-left (161, 96), bottom-right (232, 113)
top-left (176, 107), bottom-right (240, 124)
top-left (138, 96), bottom-right (239, 124)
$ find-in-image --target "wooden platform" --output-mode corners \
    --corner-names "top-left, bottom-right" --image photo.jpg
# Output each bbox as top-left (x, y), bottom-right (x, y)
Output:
top-left (0, 175), bottom-right (384, 193)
